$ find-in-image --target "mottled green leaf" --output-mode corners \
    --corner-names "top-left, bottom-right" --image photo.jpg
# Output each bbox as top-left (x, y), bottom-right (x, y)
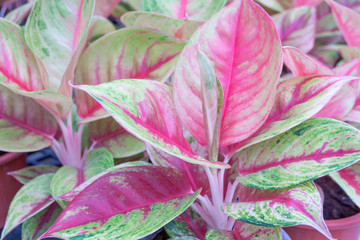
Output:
top-left (205, 229), bottom-right (235, 239)
top-left (234, 118), bottom-right (360, 189)
top-left (224, 182), bottom-right (333, 240)
top-left (1, 174), bottom-right (54, 240)
top-left (9, 165), bottom-right (58, 184)
top-left (233, 222), bottom-right (281, 240)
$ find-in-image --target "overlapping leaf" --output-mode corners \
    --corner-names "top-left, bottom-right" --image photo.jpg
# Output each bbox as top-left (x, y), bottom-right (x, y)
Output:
top-left (232, 222), bottom-right (281, 240)
top-left (74, 28), bottom-right (185, 122)
top-left (174, 0), bottom-right (282, 146)
top-left (1, 174), bottom-right (55, 240)
top-left (234, 118), bottom-right (360, 189)
top-left (272, 6), bottom-right (316, 53)
top-left (121, 12), bottom-right (203, 41)
top-left (0, 85), bottom-right (57, 152)
top-left (76, 79), bottom-right (229, 168)
top-left (4, 2), bottom-right (34, 24)
top-left (25, 0), bottom-right (95, 96)
top-left (141, 0), bottom-right (226, 21)
top-left (94, 0), bottom-right (121, 17)
top-left (224, 182), bottom-right (333, 239)
top-left (9, 165), bottom-right (58, 184)
top-left (43, 166), bottom-right (200, 239)
top-left (87, 16), bottom-right (115, 43)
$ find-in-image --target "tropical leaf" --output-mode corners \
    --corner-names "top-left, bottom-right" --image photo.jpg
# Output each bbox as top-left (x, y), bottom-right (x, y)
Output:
top-left (223, 182), bottom-right (334, 240)
top-left (94, 0), bottom-right (121, 17)
top-left (141, 0), bottom-right (227, 21)
top-left (21, 203), bottom-right (62, 240)
top-left (205, 229), bottom-right (235, 240)
top-left (254, 0), bottom-right (291, 12)
top-left (174, 0), bottom-right (282, 146)
top-left (340, 47), bottom-right (360, 62)
top-left (89, 117), bottom-right (145, 158)
top-left (74, 28), bottom-right (185, 122)
top-left (330, 162), bottom-right (360, 207)
top-left (0, 85), bottom-right (57, 152)
top-left (232, 221), bottom-right (281, 240)
top-left (75, 79), bottom-right (229, 168)
top-left (272, 6), bottom-right (316, 53)
top-left (9, 165), bottom-right (58, 184)
top-left (87, 15), bottom-right (115, 43)
top-left (43, 166), bottom-right (200, 239)
top-left (0, 174), bottom-right (54, 240)
top-left (234, 118), bottom-right (360, 189)
top-left (121, 11), bottom-right (203, 41)
top-left (25, 0), bottom-right (95, 96)
top-left (4, 2), bottom-right (34, 24)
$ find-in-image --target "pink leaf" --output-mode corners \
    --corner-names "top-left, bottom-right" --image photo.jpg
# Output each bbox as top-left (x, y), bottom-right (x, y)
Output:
top-left (326, 0), bottom-right (360, 47)
top-left (293, 0), bottom-right (323, 7)
top-left (174, 0), bottom-right (282, 146)
top-left (94, 0), bottom-right (121, 17)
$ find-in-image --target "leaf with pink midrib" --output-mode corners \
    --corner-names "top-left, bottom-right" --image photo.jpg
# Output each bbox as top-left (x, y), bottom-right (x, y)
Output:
top-left (174, 0), bottom-right (282, 146)
top-left (43, 166), bottom-right (199, 239)
top-left (234, 118), bottom-right (360, 190)
top-left (224, 182), bottom-right (334, 240)
top-left (74, 28), bottom-right (185, 122)
top-left (326, 0), bottom-right (360, 48)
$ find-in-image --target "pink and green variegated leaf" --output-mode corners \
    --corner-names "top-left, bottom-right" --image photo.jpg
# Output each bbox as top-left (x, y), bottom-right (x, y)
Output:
top-left (21, 203), bottom-right (62, 240)
top-left (345, 104), bottom-right (360, 122)
top-left (225, 75), bottom-right (356, 155)
top-left (121, 12), bottom-right (203, 41)
top-left (0, 18), bottom-right (47, 91)
top-left (223, 182), bottom-right (334, 240)
top-left (313, 84), bottom-right (356, 119)
top-left (174, 0), bottom-right (282, 146)
top-left (146, 144), bottom-right (210, 195)
top-left (165, 208), bottom-right (207, 239)
top-left (234, 118), bottom-right (360, 190)
top-left (326, 0), bottom-right (360, 48)
top-left (76, 80), bottom-right (229, 168)
top-left (94, 0), bottom-right (121, 17)
top-left (330, 162), bottom-right (360, 207)
top-left (141, 0), bottom-right (227, 21)
top-left (89, 117), bottom-right (145, 158)
top-left (57, 161), bottom-right (152, 202)
top-left (254, 0), bottom-right (291, 12)
top-left (0, 85), bottom-right (57, 152)
top-left (293, 0), bottom-right (323, 7)
top-left (0, 173), bottom-right (55, 240)
top-left (74, 28), bottom-right (185, 122)
top-left (205, 229), bottom-right (235, 240)
top-left (309, 46), bottom-right (340, 68)
top-left (4, 2), bottom-right (34, 24)
top-left (25, 0), bottom-right (95, 96)
top-left (233, 221), bottom-right (281, 240)
top-left (272, 6), bottom-right (316, 53)
top-left (283, 47), bottom-right (334, 76)
top-left (9, 165), bottom-right (58, 184)
top-left (340, 47), bottom-right (360, 62)
top-left (334, 58), bottom-right (360, 76)
top-left (43, 166), bottom-right (200, 240)
top-left (50, 148), bottom-right (113, 208)
top-left (87, 15), bottom-right (115, 43)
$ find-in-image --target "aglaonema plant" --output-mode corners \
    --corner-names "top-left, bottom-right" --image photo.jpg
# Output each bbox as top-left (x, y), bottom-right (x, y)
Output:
top-left (36, 0), bottom-right (360, 239)
top-left (0, 0), bottom-right (219, 239)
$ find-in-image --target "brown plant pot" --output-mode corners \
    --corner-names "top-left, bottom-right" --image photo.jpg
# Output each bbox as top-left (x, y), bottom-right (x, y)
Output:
top-left (284, 213), bottom-right (360, 240)
top-left (0, 152), bottom-right (26, 228)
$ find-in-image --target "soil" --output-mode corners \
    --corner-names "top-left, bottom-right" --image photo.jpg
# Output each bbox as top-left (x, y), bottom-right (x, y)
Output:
top-left (314, 175), bottom-right (360, 220)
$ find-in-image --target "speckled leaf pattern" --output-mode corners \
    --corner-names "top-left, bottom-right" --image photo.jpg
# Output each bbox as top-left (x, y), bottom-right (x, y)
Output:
top-left (0, 18), bottom-right (47, 91)
top-left (272, 6), bottom-right (316, 53)
top-left (224, 182), bottom-right (333, 240)
top-left (330, 162), bottom-right (360, 207)
top-left (174, 0), bottom-right (282, 146)
top-left (43, 166), bottom-right (200, 239)
top-left (4, 2), bottom-right (34, 24)
top-left (205, 229), bottom-right (235, 239)
top-left (230, 75), bottom-right (356, 154)
top-left (234, 118), bottom-right (360, 189)
top-left (89, 117), bottom-right (145, 158)
top-left (25, 0), bottom-right (95, 95)
top-left (9, 165), bottom-right (58, 184)
top-left (21, 203), bottom-right (62, 240)
top-left (74, 28), bottom-right (185, 122)
top-left (326, 0), bottom-right (360, 47)
top-left (1, 173), bottom-right (55, 240)
top-left (0, 85), bottom-right (57, 152)
top-left (76, 80), bottom-right (229, 168)
top-left (141, 0), bottom-right (226, 21)
top-left (50, 148), bottom-right (113, 208)
top-left (233, 221), bottom-right (281, 240)
top-left (121, 12), bottom-right (203, 41)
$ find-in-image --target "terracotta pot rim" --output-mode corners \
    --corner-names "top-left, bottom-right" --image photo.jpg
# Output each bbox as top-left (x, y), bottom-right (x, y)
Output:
top-left (0, 152), bottom-right (25, 166)
top-left (293, 212), bottom-right (360, 231)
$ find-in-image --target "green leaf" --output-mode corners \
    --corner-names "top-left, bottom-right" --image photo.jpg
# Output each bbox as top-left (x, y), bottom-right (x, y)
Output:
top-left (232, 222), bottom-right (281, 240)
top-left (4, 2), bottom-right (34, 24)
top-left (87, 15), bottom-right (115, 43)
top-left (234, 118), bottom-right (360, 189)
top-left (1, 174), bottom-right (55, 240)
top-left (9, 165), bottom-right (58, 184)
